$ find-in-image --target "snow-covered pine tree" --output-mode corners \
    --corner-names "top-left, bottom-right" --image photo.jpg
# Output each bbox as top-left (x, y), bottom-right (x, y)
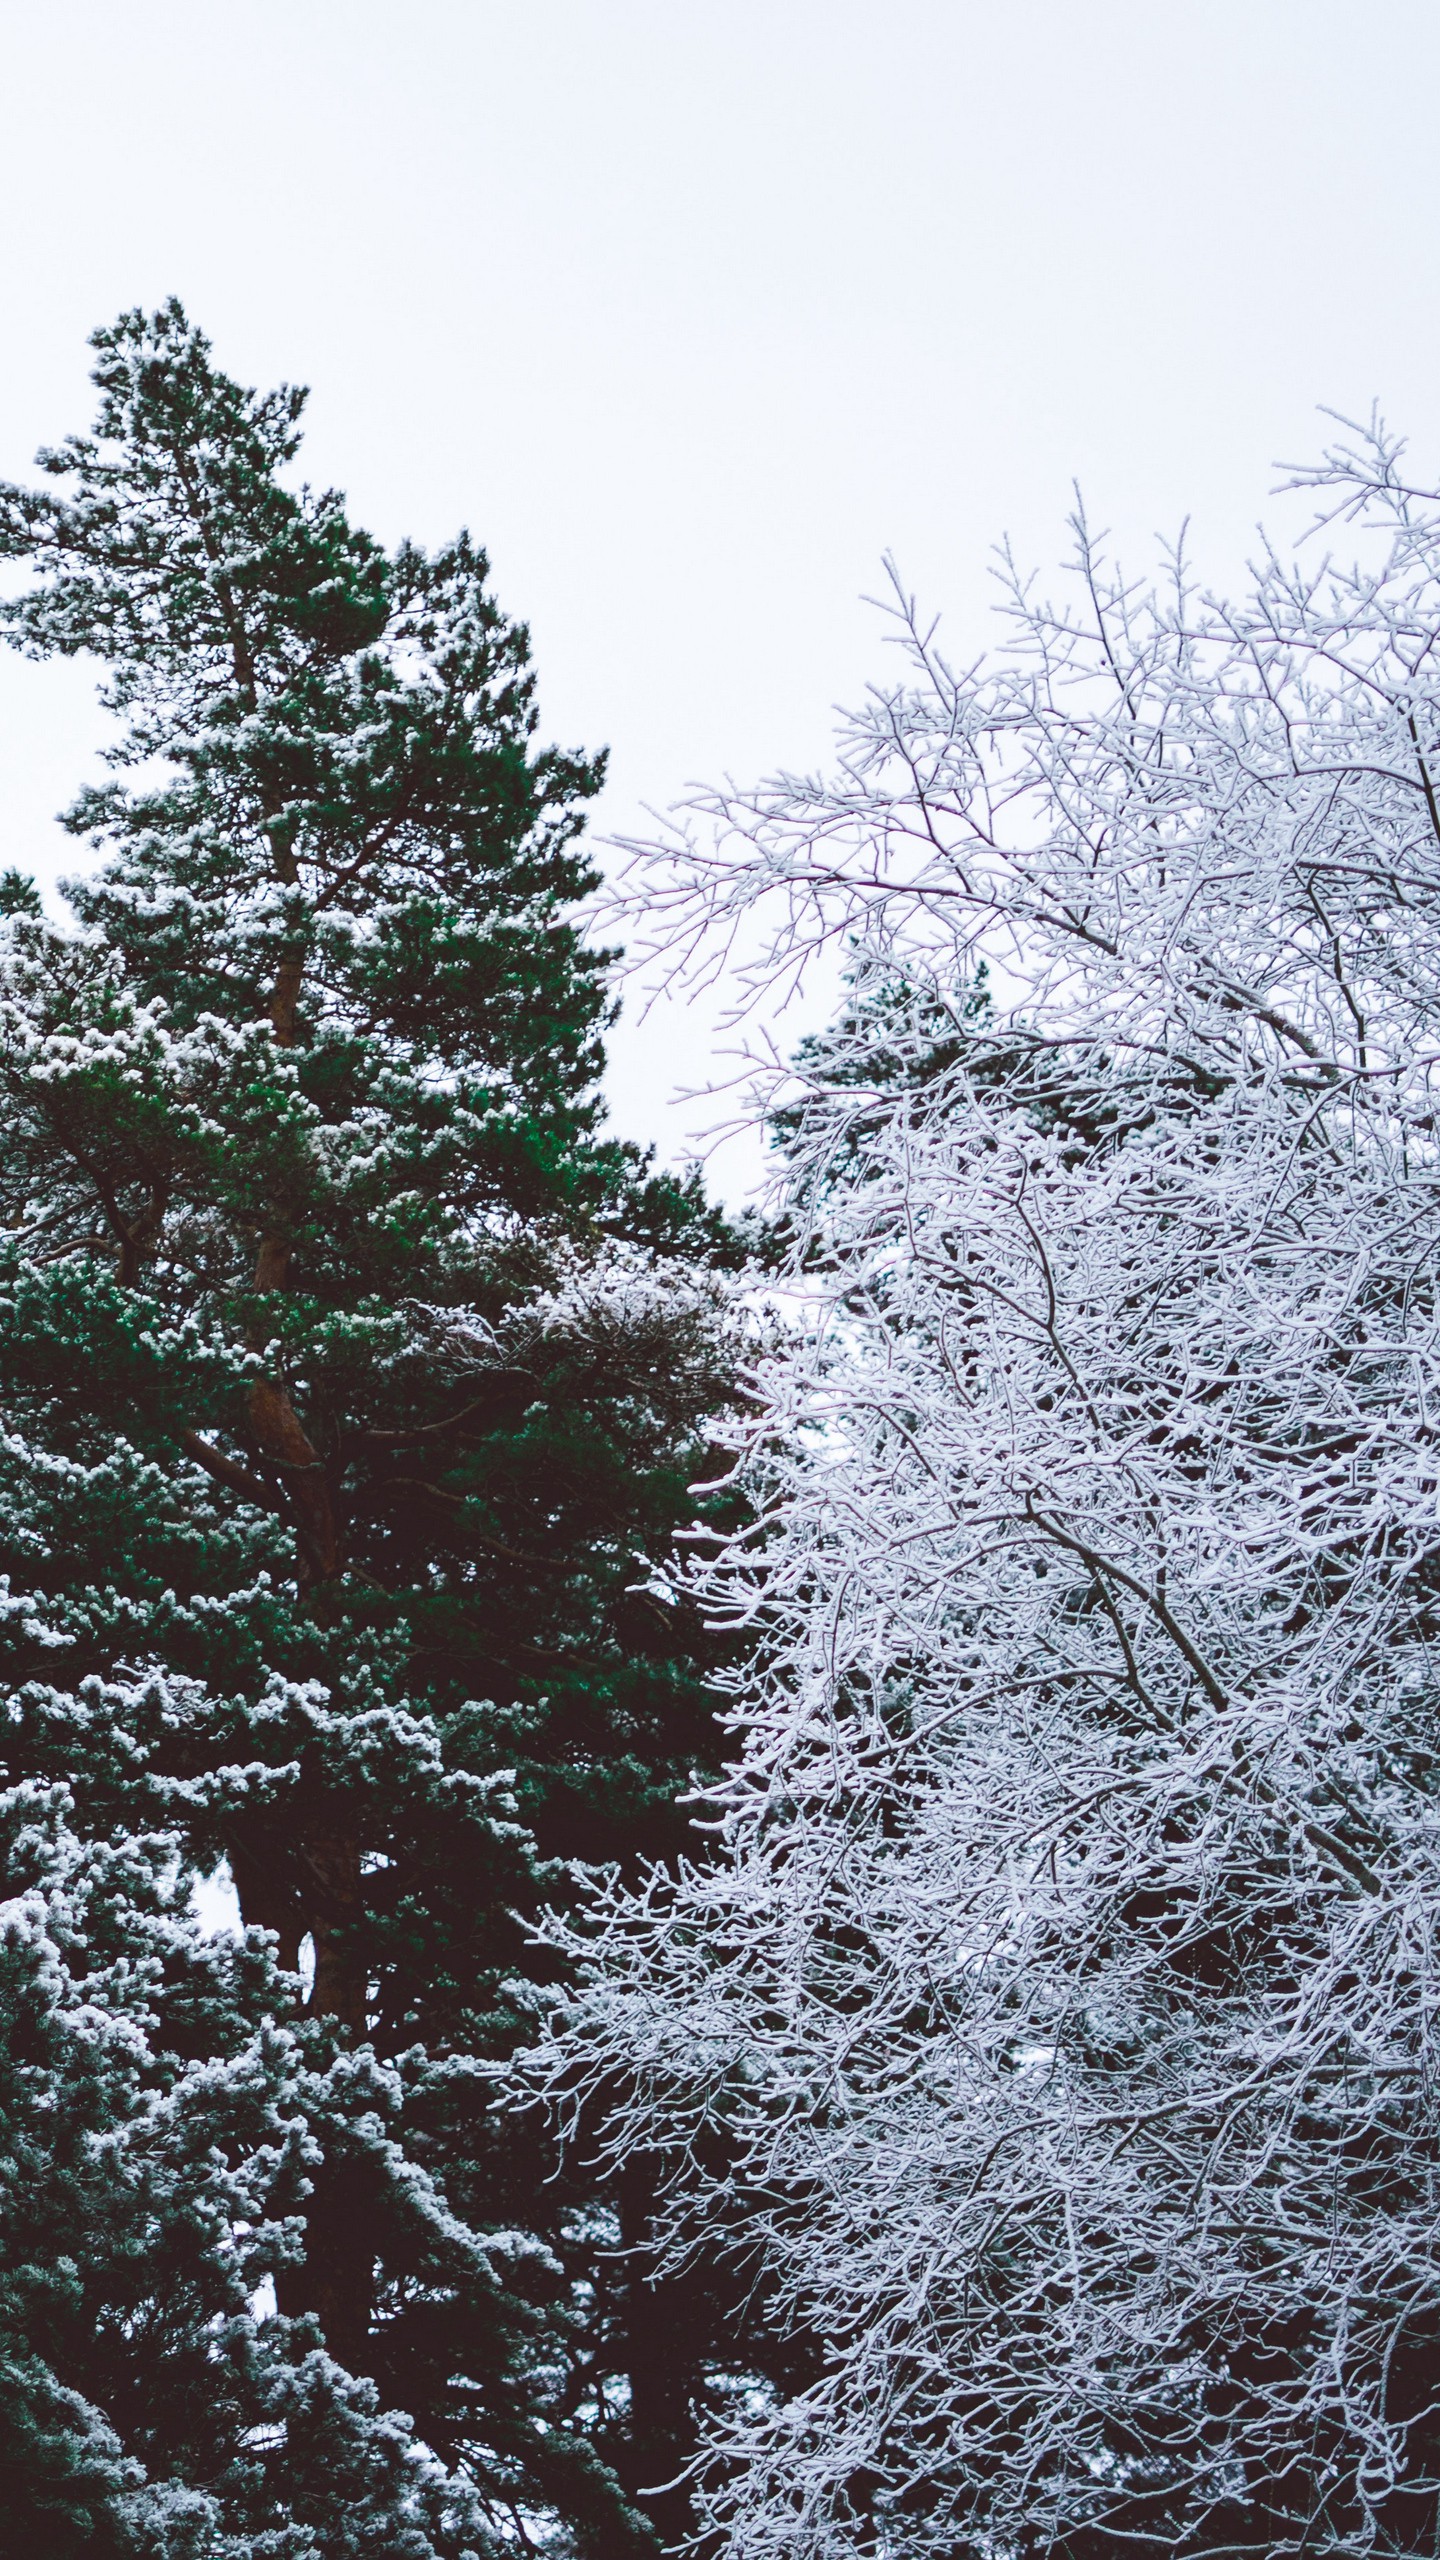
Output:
top-left (0, 302), bottom-right (741, 2554)
top-left (520, 433), bottom-right (1440, 2557)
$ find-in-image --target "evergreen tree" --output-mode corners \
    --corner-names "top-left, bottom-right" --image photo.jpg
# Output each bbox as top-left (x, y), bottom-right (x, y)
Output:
top-left (0, 302), bottom-right (742, 2554)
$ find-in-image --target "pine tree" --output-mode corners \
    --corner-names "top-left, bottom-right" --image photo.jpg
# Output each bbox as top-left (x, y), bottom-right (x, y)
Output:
top-left (0, 302), bottom-right (741, 2554)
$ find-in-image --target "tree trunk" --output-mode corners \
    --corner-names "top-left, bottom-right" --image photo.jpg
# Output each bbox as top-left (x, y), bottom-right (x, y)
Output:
top-left (300, 2155), bottom-right (377, 2375)
top-left (226, 784), bottom-right (379, 2366)
top-left (227, 1833), bottom-right (303, 1976)
top-left (246, 1372), bottom-right (343, 1590)
top-left (273, 2150), bottom-right (376, 2375)
top-left (303, 1819), bottom-right (367, 2034)
top-left (617, 2166), bottom-right (698, 2550)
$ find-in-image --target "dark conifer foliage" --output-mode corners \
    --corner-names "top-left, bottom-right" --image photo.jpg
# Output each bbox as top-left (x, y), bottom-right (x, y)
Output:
top-left (0, 303), bottom-right (740, 2555)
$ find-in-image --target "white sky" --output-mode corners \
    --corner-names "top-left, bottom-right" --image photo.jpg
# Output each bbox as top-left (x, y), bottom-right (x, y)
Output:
top-left (4, 0), bottom-right (1440, 1195)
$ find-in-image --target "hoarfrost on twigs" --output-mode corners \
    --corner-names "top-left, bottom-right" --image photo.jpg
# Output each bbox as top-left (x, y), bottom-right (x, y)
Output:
top-left (518, 420), bottom-right (1440, 2558)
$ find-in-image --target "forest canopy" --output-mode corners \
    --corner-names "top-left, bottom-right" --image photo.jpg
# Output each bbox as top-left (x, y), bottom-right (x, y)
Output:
top-left (4, 306), bottom-right (1440, 2560)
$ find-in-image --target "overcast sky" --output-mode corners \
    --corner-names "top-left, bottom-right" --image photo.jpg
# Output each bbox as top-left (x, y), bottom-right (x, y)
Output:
top-left (4, 0), bottom-right (1440, 1193)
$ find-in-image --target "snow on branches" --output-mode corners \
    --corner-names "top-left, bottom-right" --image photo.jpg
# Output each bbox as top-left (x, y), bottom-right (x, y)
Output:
top-left (518, 422), bottom-right (1440, 2557)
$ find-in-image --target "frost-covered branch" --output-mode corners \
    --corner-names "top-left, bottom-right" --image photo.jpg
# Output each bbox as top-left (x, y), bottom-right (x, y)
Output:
top-left (518, 422), bottom-right (1440, 2558)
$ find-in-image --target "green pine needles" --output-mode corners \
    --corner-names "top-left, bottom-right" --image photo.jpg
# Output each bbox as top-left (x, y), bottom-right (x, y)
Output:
top-left (0, 302), bottom-right (742, 2556)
